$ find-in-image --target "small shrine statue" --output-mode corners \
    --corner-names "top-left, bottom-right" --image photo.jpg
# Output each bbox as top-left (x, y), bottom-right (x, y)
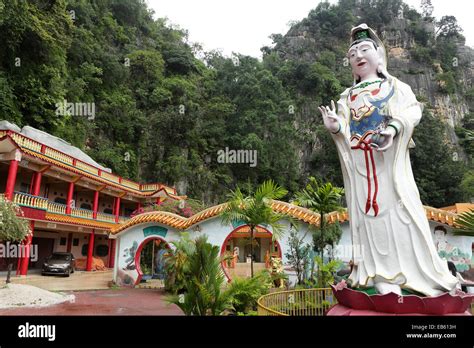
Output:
top-left (319, 24), bottom-right (458, 296)
top-left (270, 257), bottom-right (286, 288)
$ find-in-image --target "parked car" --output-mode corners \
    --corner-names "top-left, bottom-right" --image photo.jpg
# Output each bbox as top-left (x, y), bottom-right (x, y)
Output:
top-left (42, 252), bottom-right (75, 277)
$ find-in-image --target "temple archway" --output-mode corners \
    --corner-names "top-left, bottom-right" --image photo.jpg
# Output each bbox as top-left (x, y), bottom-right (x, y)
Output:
top-left (220, 225), bottom-right (282, 281)
top-left (134, 236), bottom-right (171, 286)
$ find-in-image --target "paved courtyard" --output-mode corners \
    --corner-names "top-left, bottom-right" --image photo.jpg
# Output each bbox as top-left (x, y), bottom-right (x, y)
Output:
top-left (8, 270), bottom-right (113, 291)
top-left (0, 288), bottom-right (183, 315)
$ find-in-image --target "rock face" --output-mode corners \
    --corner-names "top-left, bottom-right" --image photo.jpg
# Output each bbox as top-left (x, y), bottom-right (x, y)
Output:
top-left (270, 3), bottom-right (473, 167)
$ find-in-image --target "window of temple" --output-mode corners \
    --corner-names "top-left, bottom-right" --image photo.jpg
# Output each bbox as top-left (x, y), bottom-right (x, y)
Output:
top-left (19, 182), bottom-right (31, 194)
top-left (80, 203), bottom-right (92, 210)
top-left (54, 197), bottom-right (67, 204)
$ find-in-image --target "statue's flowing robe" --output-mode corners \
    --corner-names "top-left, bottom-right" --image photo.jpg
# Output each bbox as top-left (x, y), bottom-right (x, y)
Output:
top-left (332, 77), bottom-right (458, 296)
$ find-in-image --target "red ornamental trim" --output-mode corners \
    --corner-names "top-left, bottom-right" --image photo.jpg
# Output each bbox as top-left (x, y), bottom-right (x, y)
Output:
top-left (351, 137), bottom-right (379, 216)
top-left (20, 206), bottom-right (47, 221)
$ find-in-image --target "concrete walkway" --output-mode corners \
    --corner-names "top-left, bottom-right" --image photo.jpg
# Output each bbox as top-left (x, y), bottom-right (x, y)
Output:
top-left (7, 270), bottom-right (113, 291)
top-left (0, 288), bottom-right (183, 315)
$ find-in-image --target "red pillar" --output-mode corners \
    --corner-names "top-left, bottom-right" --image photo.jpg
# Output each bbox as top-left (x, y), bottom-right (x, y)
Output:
top-left (86, 230), bottom-right (95, 271)
top-left (66, 232), bottom-right (73, 253)
top-left (66, 182), bottom-right (75, 215)
top-left (136, 202), bottom-right (141, 211)
top-left (92, 191), bottom-right (99, 219)
top-left (5, 159), bottom-right (19, 200)
top-left (114, 197), bottom-right (121, 223)
top-left (109, 239), bottom-right (116, 268)
top-left (19, 222), bottom-right (34, 276)
top-left (19, 172), bottom-right (42, 275)
top-left (32, 172), bottom-right (42, 196)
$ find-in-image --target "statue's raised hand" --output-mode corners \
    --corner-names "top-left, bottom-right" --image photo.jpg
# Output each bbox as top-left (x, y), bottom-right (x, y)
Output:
top-left (319, 100), bottom-right (342, 134)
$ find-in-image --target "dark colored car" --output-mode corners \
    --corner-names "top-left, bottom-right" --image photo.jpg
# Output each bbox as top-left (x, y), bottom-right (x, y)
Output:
top-left (42, 252), bottom-right (75, 277)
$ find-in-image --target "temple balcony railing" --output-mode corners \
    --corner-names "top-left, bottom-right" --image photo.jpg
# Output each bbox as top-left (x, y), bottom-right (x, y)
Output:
top-left (70, 206), bottom-right (94, 220)
top-left (257, 288), bottom-right (336, 316)
top-left (13, 191), bottom-right (48, 210)
top-left (96, 212), bottom-right (117, 223)
top-left (48, 200), bottom-right (67, 215)
top-left (3, 131), bottom-right (178, 197)
top-left (12, 192), bottom-right (130, 225)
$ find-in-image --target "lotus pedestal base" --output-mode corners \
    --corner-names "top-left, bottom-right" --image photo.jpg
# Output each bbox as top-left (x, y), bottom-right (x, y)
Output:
top-left (328, 281), bottom-right (474, 316)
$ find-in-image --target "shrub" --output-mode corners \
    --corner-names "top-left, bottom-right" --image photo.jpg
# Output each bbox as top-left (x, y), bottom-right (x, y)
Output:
top-left (225, 271), bottom-right (272, 313)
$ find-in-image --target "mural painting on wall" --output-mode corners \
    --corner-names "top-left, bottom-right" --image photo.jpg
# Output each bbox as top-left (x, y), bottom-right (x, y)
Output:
top-left (116, 241), bottom-right (139, 286)
top-left (434, 226), bottom-right (470, 272)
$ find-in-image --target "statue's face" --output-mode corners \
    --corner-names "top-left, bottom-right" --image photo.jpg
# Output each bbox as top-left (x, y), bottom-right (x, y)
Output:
top-left (348, 41), bottom-right (379, 80)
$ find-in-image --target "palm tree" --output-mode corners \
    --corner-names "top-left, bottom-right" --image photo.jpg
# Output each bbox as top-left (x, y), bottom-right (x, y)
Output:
top-left (220, 180), bottom-right (289, 278)
top-left (453, 210), bottom-right (474, 237)
top-left (292, 177), bottom-right (344, 259)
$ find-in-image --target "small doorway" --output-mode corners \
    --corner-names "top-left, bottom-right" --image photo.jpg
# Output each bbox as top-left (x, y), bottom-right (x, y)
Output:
top-left (135, 238), bottom-right (170, 286)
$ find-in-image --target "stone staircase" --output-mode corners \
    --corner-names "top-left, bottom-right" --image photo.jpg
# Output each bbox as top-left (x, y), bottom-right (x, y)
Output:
top-left (227, 262), bottom-right (267, 279)
top-left (136, 279), bottom-right (165, 289)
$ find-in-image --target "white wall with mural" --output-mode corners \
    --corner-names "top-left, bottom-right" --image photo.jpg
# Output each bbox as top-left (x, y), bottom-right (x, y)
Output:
top-left (112, 214), bottom-right (474, 287)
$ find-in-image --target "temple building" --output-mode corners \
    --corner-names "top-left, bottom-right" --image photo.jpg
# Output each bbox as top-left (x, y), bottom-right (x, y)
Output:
top-left (1, 121), bottom-right (473, 286)
top-left (0, 121), bottom-right (183, 275)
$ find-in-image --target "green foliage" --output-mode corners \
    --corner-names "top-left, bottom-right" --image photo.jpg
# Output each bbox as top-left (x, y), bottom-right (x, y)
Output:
top-left (166, 235), bottom-right (231, 315)
top-left (436, 15), bottom-right (464, 39)
top-left (221, 180), bottom-right (289, 243)
top-left (292, 177), bottom-right (344, 256)
top-left (314, 256), bottom-right (341, 288)
top-left (460, 171), bottom-right (474, 202)
top-left (292, 177), bottom-right (344, 216)
top-left (455, 112), bottom-right (474, 163)
top-left (452, 210), bottom-right (474, 237)
top-left (0, 0), bottom-right (469, 209)
top-left (148, 198), bottom-right (208, 217)
top-left (310, 221), bottom-right (343, 259)
top-left (0, 196), bottom-right (31, 284)
top-left (436, 72), bottom-right (457, 95)
top-left (221, 180), bottom-right (290, 277)
top-left (0, 197), bottom-right (31, 242)
top-left (285, 228), bottom-right (311, 285)
top-left (411, 46), bottom-right (434, 64)
top-left (411, 110), bottom-right (467, 207)
top-left (164, 232), bottom-right (195, 293)
top-left (225, 271), bottom-right (272, 314)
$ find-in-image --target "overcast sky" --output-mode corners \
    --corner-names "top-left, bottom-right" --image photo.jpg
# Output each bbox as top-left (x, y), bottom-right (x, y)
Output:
top-left (146, 0), bottom-right (473, 58)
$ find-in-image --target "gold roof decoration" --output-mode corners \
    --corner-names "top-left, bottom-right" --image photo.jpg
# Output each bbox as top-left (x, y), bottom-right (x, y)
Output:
top-left (111, 201), bottom-right (463, 235)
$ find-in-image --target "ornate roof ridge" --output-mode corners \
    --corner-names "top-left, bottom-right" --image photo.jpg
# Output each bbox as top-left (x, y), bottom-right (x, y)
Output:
top-left (111, 201), bottom-right (465, 235)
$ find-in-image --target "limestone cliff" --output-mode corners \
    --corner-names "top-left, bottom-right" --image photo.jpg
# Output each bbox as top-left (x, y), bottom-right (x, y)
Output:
top-left (268, 1), bottom-right (473, 167)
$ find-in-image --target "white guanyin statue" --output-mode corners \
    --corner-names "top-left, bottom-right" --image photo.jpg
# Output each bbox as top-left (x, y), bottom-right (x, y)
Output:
top-left (319, 23), bottom-right (458, 296)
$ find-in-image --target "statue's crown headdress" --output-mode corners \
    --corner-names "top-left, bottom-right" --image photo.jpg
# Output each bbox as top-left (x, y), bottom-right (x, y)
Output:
top-left (348, 24), bottom-right (390, 83)
top-left (354, 30), bottom-right (370, 41)
top-left (350, 23), bottom-right (383, 49)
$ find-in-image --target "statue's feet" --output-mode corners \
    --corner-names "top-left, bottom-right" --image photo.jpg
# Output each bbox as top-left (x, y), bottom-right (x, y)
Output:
top-left (375, 282), bottom-right (402, 295)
